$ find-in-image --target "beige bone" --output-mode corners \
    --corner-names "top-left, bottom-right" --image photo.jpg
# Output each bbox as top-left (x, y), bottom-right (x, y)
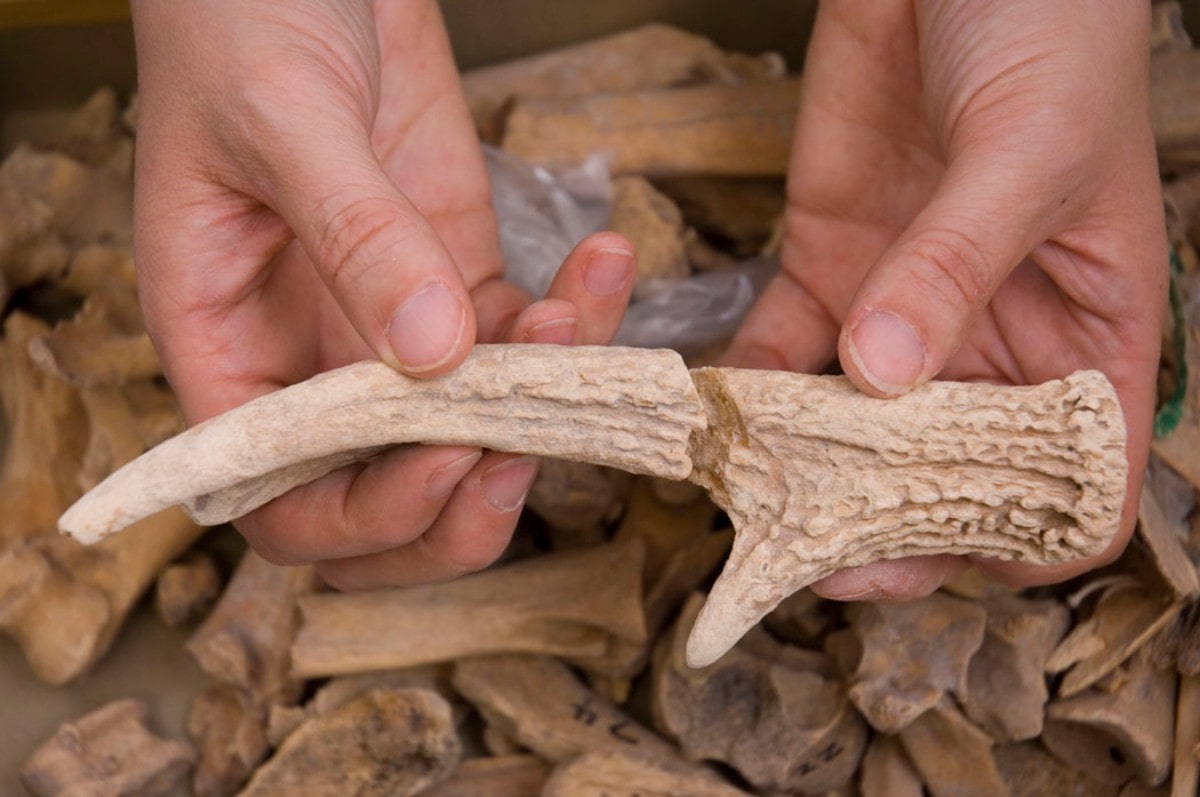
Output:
top-left (58, 344), bottom-right (1128, 666)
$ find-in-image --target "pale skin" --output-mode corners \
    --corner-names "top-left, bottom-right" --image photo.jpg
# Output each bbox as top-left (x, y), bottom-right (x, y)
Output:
top-left (132, 0), bottom-right (1167, 596)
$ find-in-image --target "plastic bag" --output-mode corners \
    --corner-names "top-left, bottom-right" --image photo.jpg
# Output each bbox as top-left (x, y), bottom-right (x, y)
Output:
top-left (486, 145), bottom-right (610, 299)
top-left (487, 145), bottom-right (775, 352)
top-left (613, 256), bottom-right (775, 354)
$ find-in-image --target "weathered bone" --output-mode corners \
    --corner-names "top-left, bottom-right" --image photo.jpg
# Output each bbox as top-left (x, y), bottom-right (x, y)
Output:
top-left (235, 688), bottom-right (461, 797)
top-left (898, 698), bottom-right (1009, 797)
top-left (421, 755), bottom-right (550, 797)
top-left (21, 699), bottom-right (195, 797)
top-left (542, 749), bottom-right (755, 797)
top-left (58, 344), bottom-right (1127, 665)
top-left (290, 537), bottom-right (647, 679)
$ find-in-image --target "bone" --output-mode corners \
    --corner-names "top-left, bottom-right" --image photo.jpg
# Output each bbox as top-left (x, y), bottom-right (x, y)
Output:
top-left (21, 699), bottom-right (195, 797)
top-left (542, 749), bottom-right (754, 797)
top-left (1136, 484), bottom-right (1200, 600)
top-left (27, 282), bottom-right (161, 389)
top-left (525, 458), bottom-right (631, 549)
top-left (292, 537), bottom-right (646, 679)
top-left (1152, 46), bottom-right (1200, 169)
top-left (463, 23), bottom-right (784, 143)
top-left (185, 551), bottom-right (315, 795)
top-left (155, 550), bottom-right (222, 628)
top-left (652, 593), bottom-right (867, 794)
top-left (59, 345), bottom-right (706, 542)
top-left (963, 594), bottom-right (1070, 742)
top-left (502, 78), bottom-right (801, 177)
top-left (236, 688), bottom-right (461, 797)
top-left (859, 735), bottom-right (924, 797)
top-left (60, 346), bottom-right (1126, 666)
top-left (1172, 674), bottom-right (1200, 797)
top-left (685, 366), bottom-right (1127, 666)
top-left (188, 683), bottom-right (270, 797)
top-left (421, 755), bottom-right (550, 797)
top-left (451, 654), bottom-right (681, 764)
top-left (1044, 652), bottom-right (1178, 788)
top-left (0, 312), bottom-right (88, 546)
top-left (898, 698), bottom-right (1009, 797)
top-left (993, 742), bottom-right (1121, 797)
top-left (606, 176), bottom-right (691, 294)
top-left (1047, 582), bottom-right (1186, 697)
top-left (844, 592), bottom-right (986, 733)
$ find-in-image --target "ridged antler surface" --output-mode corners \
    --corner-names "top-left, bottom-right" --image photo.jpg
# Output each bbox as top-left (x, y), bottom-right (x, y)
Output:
top-left (57, 345), bottom-right (1128, 666)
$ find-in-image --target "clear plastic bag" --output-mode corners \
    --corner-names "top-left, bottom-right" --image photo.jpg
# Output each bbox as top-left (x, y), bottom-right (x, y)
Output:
top-left (613, 256), bottom-right (775, 354)
top-left (487, 145), bottom-right (774, 352)
top-left (486, 145), bottom-right (610, 299)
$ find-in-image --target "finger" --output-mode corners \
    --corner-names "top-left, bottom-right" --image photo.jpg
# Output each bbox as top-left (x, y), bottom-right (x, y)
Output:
top-left (809, 555), bottom-right (967, 602)
top-left (313, 239), bottom-right (635, 588)
top-left (260, 114), bottom-right (477, 377)
top-left (317, 454), bottom-right (539, 589)
top-left (236, 444), bottom-right (481, 565)
top-left (837, 156), bottom-right (1071, 396)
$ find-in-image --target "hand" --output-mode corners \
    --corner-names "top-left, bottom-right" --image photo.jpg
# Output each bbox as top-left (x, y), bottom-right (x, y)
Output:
top-left (131, 0), bottom-right (635, 587)
top-left (724, 0), bottom-right (1167, 599)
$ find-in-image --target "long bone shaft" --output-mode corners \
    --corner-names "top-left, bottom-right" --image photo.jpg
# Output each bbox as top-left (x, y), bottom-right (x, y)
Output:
top-left (56, 344), bottom-right (1127, 666)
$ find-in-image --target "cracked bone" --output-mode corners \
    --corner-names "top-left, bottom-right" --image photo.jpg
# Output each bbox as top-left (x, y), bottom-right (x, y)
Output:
top-left (58, 344), bottom-right (1128, 665)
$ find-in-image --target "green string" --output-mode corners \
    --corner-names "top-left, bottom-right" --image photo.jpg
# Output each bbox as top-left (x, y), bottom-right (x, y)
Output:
top-left (1153, 248), bottom-right (1187, 439)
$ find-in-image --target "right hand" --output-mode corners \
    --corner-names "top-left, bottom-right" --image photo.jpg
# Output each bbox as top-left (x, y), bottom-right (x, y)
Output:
top-left (131, 0), bottom-right (636, 588)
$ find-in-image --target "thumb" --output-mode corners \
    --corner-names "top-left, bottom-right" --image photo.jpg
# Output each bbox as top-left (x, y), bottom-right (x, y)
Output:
top-left (838, 156), bottom-right (1063, 395)
top-left (267, 124), bottom-right (475, 377)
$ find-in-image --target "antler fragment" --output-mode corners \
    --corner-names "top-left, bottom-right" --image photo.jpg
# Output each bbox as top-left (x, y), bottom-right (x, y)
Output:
top-left (57, 345), bottom-right (1127, 666)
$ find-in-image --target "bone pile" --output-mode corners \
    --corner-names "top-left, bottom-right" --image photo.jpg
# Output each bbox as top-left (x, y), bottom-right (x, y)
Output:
top-left (4, 8), bottom-right (1200, 796)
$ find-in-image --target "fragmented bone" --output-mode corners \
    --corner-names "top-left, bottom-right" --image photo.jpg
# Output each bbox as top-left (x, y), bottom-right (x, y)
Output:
top-left (859, 735), bottom-right (923, 797)
top-left (420, 755), bottom-right (550, 797)
top-left (607, 176), bottom-right (690, 294)
top-left (1152, 2), bottom-right (1192, 53)
top-left (188, 683), bottom-right (270, 797)
top-left (542, 749), bottom-right (754, 797)
top-left (1044, 653), bottom-right (1178, 788)
top-left (27, 282), bottom-right (160, 389)
top-left (186, 551), bottom-right (315, 795)
top-left (60, 345), bottom-right (706, 541)
top-left (1172, 674), bottom-right (1200, 797)
top-left (1047, 582), bottom-right (1185, 697)
top-left (1136, 485), bottom-right (1200, 600)
top-left (685, 366), bottom-right (1126, 666)
top-left (963, 594), bottom-right (1070, 742)
top-left (292, 538), bottom-right (646, 679)
top-left (1152, 45), bottom-right (1200, 169)
top-left (844, 592), bottom-right (986, 733)
top-left (59, 345), bottom-right (1126, 665)
top-left (0, 504), bottom-right (203, 685)
top-left (236, 688), bottom-right (461, 797)
top-left (502, 78), bottom-right (802, 177)
top-left (21, 699), bottom-right (195, 797)
top-left (652, 593), bottom-right (866, 794)
top-left (898, 698), bottom-right (1009, 797)
top-left (0, 312), bottom-right (87, 545)
top-left (525, 458), bottom-right (630, 548)
top-left (268, 666), bottom-right (457, 749)
top-left (452, 654), bottom-right (680, 764)
top-left (993, 742), bottom-right (1120, 797)
top-left (462, 23), bottom-right (784, 142)
top-left (155, 550), bottom-right (222, 628)
top-left (653, 176), bottom-right (786, 258)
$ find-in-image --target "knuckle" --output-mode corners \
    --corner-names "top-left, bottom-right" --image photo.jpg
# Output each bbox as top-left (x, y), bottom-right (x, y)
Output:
top-left (905, 228), bottom-right (994, 310)
top-left (313, 194), bottom-right (409, 290)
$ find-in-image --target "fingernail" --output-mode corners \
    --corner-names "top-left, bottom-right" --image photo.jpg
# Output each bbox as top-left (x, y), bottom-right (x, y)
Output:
top-left (423, 451), bottom-right (482, 500)
top-left (480, 456), bottom-right (538, 513)
top-left (583, 247), bottom-right (633, 296)
top-left (387, 283), bottom-right (466, 373)
top-left (524, 317), bottom-right (577, 345)
top-left (846, 310), bottom-right (927, 395)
